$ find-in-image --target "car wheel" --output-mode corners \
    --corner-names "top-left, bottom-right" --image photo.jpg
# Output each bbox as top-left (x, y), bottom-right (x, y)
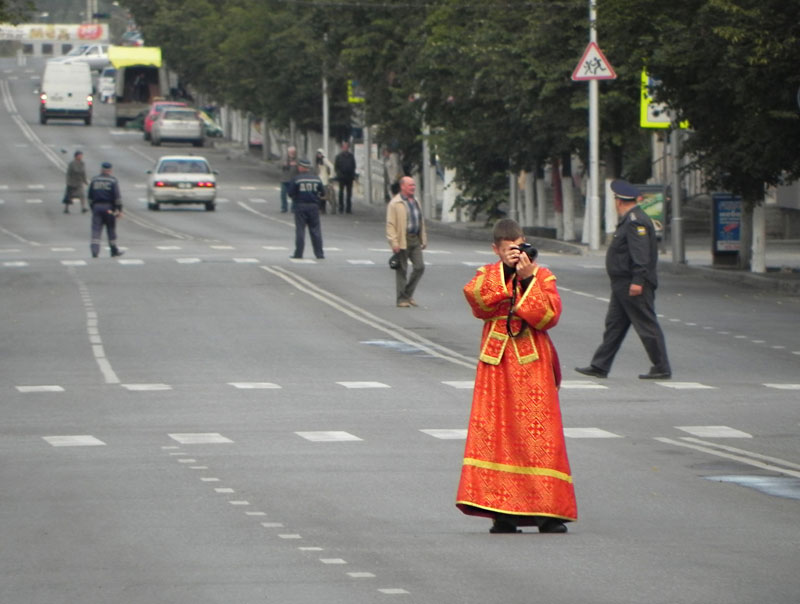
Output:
top-left (205, 202), bottom-right (215, 212)
top-left (151, 202), bottom-right (160, 211)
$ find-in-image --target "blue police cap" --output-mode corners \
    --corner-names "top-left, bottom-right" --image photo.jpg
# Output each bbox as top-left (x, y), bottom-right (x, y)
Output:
top-left (101, 162), bottom-right (112, 169)
top-left (610, 179), bottom-right (639, 201)
top-left (297, 158), bottom-right (312, 168)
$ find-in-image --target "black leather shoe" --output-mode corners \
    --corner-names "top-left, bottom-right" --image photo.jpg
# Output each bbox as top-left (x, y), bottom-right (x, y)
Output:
top-left (490, 518), bottom-right (521, 534)
top-left (538, 519), bottom-right (568, 534)
top-left (290, 255), bottom-right (302, 259)
top-left (639, 370), bottom-right (671, 380)
top-left (575, 366), bottom-right (608, 378)
top-left (110, 248), bottom-right (124, 257)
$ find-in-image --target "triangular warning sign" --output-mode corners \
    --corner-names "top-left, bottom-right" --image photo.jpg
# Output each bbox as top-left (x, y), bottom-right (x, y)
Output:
top-left (571, 41), bottom-right (617, 81)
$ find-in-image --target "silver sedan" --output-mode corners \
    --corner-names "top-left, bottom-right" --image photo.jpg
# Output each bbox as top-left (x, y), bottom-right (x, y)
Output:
top-left (146, 155), bottom-right (217, 211)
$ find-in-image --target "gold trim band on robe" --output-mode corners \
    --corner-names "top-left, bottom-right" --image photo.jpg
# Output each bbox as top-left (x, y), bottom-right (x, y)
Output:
top-left (463, 457), bottom-right (573, 484)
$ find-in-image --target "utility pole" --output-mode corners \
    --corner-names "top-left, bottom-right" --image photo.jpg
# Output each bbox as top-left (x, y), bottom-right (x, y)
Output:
top-left (588, 1), bottom-right (600, 250)
top-left (572, 2), bottom-right (616, 250)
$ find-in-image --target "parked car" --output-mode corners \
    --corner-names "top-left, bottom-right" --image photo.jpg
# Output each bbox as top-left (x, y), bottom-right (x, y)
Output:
top-left (48, 44), bottom-right (110, 72)
top-left (150, 108), bottom-right (205, 147)
top-left (146, 155), bottom-right (217, 211)
top-left (143, 100), bottom-right (187, 140)
top-left (98, 66), bottom-right (116, 103)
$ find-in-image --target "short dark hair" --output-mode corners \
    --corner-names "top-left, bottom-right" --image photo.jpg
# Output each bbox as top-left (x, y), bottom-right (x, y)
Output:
top-left (493, 218), bottom-right (524, 243)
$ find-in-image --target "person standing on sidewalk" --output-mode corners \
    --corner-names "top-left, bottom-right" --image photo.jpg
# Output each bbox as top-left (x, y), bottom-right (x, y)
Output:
top-left (386, 176), bottom-right (426, 307)
top-left (88, 162), bottom-right (124, 258)
top-left (288, 159), bottom-right (325, 260)
top-left (63, 150), bottom-right (88, 214)
top-left (334, 141), bottom-right (356, 214)
top-left (575, 179), bottom-right (671, 380)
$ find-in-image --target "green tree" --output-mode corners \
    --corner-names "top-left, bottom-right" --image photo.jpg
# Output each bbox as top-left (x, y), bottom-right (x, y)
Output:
top-left (0, 0), bottom-right (33, 23)
top-left (605, 0), bottom-right (800, 267)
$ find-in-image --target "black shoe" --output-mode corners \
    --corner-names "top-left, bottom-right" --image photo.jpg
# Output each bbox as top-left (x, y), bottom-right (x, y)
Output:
top-left (575, 366), bottom-right (608, 378)
top-left (81, 208), bottom-right (88, 214)
top-left (490, 518), bottom-right (521, 534)
top-left (639, 370), bottom-right (671, 380)
top-left (290, 255), bottom-right (302, 259)
top-left (538, 519), bottom-right (568, 534)
top-left (92, 253), bottom-right (98, 258)
top-left (63, 208), bottom-right (69, 214)
top-left (110, 248), bottom-right (124, 257)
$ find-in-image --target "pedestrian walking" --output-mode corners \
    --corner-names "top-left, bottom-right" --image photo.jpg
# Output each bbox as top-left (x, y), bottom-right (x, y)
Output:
top-left (280, 146), bottom-right (298, 213)
top-left (63, 150), bottom-right (88, 214)
top-left (88, 162), bottom-right (123, 258)
top-left (575, 179), bottom-right (671, 379)
top-left (457, 218), bottom-right (577, 534)
top-left (334, 141), bottom-right (356, 214)
top-left (386, 176), bottom-right (426, 307)
top-left (288, 159), bottom-right (325, 260)
top-left (315, 148), bottom-right (335, 214)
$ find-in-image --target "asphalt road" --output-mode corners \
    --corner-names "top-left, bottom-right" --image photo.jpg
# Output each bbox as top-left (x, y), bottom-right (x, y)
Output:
top-left (2, 58), bottom-right (799, 604)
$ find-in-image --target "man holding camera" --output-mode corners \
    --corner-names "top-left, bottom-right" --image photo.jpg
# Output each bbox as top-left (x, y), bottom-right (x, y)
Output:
top-left (456, 219), bottom-right (577, 535)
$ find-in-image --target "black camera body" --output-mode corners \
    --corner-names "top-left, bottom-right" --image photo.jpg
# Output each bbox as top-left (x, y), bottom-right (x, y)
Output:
top-left (514, 242), bottom-right (538, 261)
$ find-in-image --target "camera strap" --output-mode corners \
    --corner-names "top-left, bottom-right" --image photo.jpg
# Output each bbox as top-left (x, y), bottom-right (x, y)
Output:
top-left (505, 274), bottom-right (528, 338)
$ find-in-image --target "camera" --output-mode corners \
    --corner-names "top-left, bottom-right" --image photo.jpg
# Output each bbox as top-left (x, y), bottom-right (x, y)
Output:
top-left (513, 242), bottom-right (538, 261)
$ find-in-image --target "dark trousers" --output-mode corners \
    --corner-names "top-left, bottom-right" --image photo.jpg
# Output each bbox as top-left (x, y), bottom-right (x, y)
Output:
top-left (280, 182), bottom-right (290, 212)
top-left (338, 178), bottom-right (353, 213)
top-left (293, 203), bottom-right (324, 258)
top-left (90, 204), bottom-right (118, 257)
top-left (590, 281), bottom-right (670, 374)
top-left (395, 233), bottom-right (425, 303)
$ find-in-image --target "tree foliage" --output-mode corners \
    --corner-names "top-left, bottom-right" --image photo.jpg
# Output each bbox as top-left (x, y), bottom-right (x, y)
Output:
top-left (120, 0), bottom-right (800, 217)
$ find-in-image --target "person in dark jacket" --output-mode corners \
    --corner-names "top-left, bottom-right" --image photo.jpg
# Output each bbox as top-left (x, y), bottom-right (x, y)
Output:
top-left (63, 150), bottom-right (89, 214)
top-left (334, 141), bottom-right (356, 214)
top-left (88, 162), bottom-right (124, 258)
top-left (288, 159), bottom-right (325, 260)
top-left (575, 179), bottom-right (671, 379)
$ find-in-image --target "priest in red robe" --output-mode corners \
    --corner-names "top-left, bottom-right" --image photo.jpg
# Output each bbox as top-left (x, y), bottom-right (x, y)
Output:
top-left (456, 219), bottom-right (577, 534)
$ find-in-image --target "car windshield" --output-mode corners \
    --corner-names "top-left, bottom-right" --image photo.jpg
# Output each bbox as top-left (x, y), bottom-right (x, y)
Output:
top-left (64, 45), bottom-right (89, 57)
top-left (158, 160), bottom-right (210, 174)
top-left (163, 111), bottom-right (197, 121)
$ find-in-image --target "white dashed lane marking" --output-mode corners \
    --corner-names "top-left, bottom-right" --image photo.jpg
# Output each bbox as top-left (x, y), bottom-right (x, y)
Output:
top-left (169, 433), bottom-right (233, 444)
top-left (295, 431), bottom-right (362, 442)
top-left (337, 381), bottom-right (390, 389)
top-left (16, 385), bottom-right (64, 393)
top-left (122, 383), bottom-right (172, 391)
top-left (676, 426), bottom-right (752, 438)
top-left (657, 382), bottom-right (716, 389)
top-left (43, 435), bottom-right (105, 447)
top-left (228, 382), bottom-right (281, 389)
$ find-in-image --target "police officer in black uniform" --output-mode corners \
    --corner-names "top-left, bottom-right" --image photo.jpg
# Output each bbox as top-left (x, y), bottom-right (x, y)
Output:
top-left (576, 179), bottom-right (671, 379)
top-left (288, 158), bottom-right (325, 260)
top-left (88, 162), bottom-right (124, 258)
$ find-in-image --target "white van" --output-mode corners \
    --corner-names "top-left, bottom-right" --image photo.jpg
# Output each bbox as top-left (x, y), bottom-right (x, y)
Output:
top-left (39, 61), bottom-right (93, 125)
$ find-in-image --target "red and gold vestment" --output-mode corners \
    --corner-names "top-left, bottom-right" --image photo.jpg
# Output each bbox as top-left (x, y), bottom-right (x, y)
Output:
top-left (456, 262), bottom-right (577, 525)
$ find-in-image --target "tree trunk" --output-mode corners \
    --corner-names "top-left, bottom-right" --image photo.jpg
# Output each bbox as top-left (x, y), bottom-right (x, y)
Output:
top-left (738, 202), bottom-right (753, 270)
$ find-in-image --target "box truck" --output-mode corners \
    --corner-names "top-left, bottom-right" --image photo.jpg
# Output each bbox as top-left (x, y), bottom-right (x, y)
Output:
top-left (108, 46), bottom-right (168, 127)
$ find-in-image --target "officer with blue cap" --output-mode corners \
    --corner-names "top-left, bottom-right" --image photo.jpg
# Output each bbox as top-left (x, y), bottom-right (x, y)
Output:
top-left (288, 158), bottom-right (326, 260)
top-left (575, 179), bottom-right (671, 380)
top-left (87, 162), bottom-right (124, 258)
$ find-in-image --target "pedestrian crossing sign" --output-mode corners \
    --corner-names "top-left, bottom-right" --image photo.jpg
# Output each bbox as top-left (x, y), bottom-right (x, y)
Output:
top-left (640, 69), bottom-right (689, 129)
top-left (571, 42), bottom-right (617, 81)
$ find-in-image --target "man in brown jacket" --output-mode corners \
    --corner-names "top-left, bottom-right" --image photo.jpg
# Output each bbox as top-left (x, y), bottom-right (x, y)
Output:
top-left (386, 176), bottom-right (427, 307)
top-left (64, 150), bottom-right (89, 214)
